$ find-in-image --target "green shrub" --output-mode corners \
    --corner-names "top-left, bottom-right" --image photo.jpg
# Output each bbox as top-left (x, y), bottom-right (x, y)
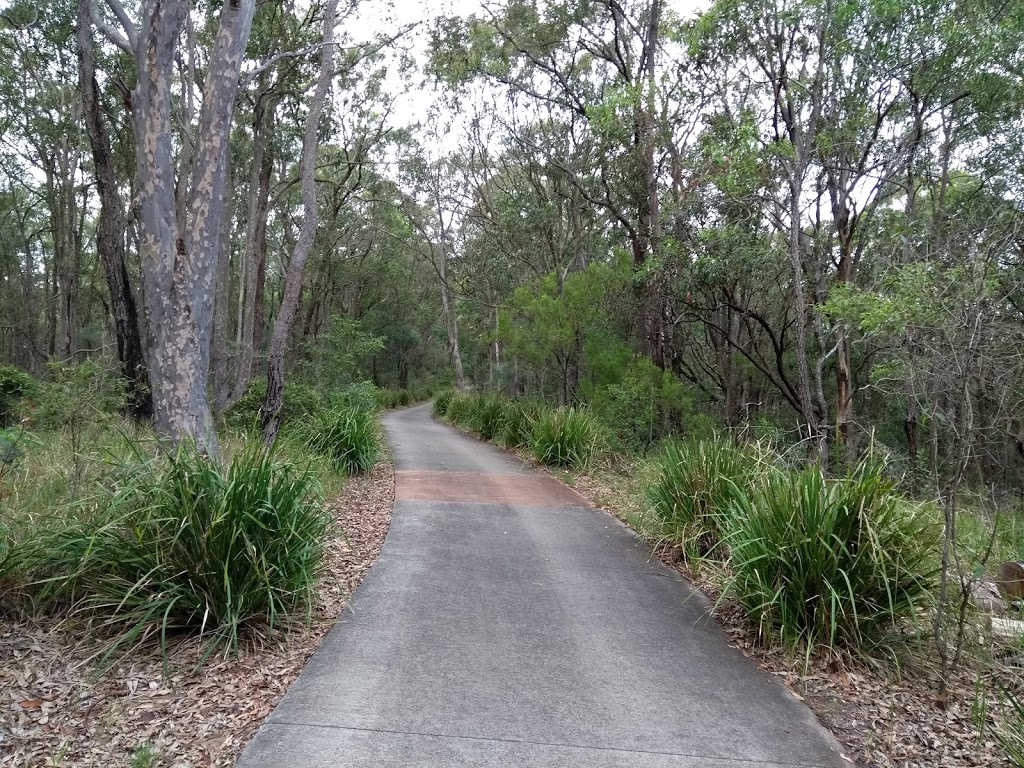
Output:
top-left (725, 461), bottom-right (939, 655)
top-left (471, 395), bottom-right (506, 440)
top-left (444, 393), bottom-right (473, 426)
top-left (26, 446), bottom-right (329, 658)
top-left (0, 366), bottom-right (37, 427)
top-left (499, 401), bottom-right (538, 449)
top-left (303, 405), bottom-right (381, 474)
top-left (35, 361), bottom-right (126, 431)
top-left (590, 358), bottom-right (712, 452)
top-left (375, 387), bottom-right (411, 409)
top-left (433, 389), bottom-right (455, 417)
top-left (647, 436), bottom-right (761, 556)
top-left (531, 407), bottom-right (601, 469)
top-left (328, 381), bottom-right (380, 413)
top-left (225, 381), bottom-right (326, 433)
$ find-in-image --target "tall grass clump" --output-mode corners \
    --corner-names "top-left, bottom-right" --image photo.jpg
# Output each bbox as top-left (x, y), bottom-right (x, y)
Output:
top-left (432, 388), bottom-right (455, 417)
top-left (470, 395), bottom-right (506, 440)
top-left (303, 404), bottom-right (381, 474)
top-left (646, 436), bottom-right (761, 556)
top-left (725, 460), bottom-right (939, 655)
top-left (499, 400), bottom-right (538, 449)
top-left (531, 407), bottom-right (601, 469)
top-left (443, 392), bottom-right (472, 425)
top-left (27, 446), bottom-right (330, 658)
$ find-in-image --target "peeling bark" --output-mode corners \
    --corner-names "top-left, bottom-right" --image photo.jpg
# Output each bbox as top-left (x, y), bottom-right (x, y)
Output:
top-left (124, 0), bottom-right (256, 452)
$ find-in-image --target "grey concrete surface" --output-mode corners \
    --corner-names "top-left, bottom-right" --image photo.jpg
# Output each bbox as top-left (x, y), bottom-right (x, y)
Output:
top-left (236, 404), bottom-right (847, 768)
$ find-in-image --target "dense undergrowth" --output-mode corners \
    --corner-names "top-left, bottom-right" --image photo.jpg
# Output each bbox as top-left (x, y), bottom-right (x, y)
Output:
top-left (0, 362), bottom-right (431, 665)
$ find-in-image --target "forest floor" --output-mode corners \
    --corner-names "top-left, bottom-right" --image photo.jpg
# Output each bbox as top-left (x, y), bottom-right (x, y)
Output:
top-left (0, 460), bottom-right (395, 768)
top-left (561, 464), bottom-right (1019, 768)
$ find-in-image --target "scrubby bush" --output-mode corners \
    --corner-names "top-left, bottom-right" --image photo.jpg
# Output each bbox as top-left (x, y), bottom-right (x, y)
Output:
top-left (433, 388), bottom-right (455, 417)
top-left (647, 436), bottom-right (762, 556)
top-left (376, 388), bottom-right (412, 409)
top-left (997, 688), bottom-right (1024, 766)
top-left (0, 365), bottom-right (37, 427)
top-left (444, 392), bottom-right (473, 425)
top-left (225, 381), bottom-right (326, 433)
top-left (303, 404), bottom-right (381, 474)
top-left (499, 400), bottom-right (538, 449)
top-left (531, 407), bottom-right (602, 469)
top-left (470, 395), bottom-right (506, 440)
top-left (725, 461), bottom-right (938, 654)
top-left (328, 381), bottom-right (380, 413)
top-left (25, 446), bottom-right (330, 657)
top-left (35, 361), bottom-right (126, 431)
top-left (591, 358), bottom-right (713, 452)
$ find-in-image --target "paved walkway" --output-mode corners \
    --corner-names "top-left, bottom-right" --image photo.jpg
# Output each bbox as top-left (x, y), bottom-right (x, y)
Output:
top-left (236, 404), bottom-right (846, 767)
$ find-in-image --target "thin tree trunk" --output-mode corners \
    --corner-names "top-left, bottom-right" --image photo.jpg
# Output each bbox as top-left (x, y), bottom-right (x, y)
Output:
top-left (260, 0), bottom-right (339, 443)
top-left (77, 0), bottom-right (153, 418)
top-left (227, 86), bottom-right (275, 409)
top-left (211, 156), bottom-right (234, 412)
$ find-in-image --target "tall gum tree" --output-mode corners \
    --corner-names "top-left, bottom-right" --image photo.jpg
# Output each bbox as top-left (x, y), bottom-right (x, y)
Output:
top-left (91, 0), bottom-right (256, 452)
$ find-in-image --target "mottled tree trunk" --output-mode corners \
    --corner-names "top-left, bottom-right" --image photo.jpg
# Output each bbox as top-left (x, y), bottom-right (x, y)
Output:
top-left (77, 0), bottom-right (153, 419)
top-left (260, 0), bottom-right (339, 443)
top-left (129, 0), bottom-right (256, 452)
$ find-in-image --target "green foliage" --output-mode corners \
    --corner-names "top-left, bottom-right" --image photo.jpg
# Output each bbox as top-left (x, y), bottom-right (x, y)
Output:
top-left (646, 436), bottom-right (760, 556)
top-left (225, 381), bottom-right (326, 434)
top-left (302, 405), bottom-right (381, 474)
top-left (591, 357), bottom-right (713, 452)
top-left (530, 407), bottom-right (601, 469)
top-left (328, 381), bottom-right (380, 413)
top-left (443, 392), bottom-right (473, 424)
top-left (305, 316), bottom-right (385, 391)
top-left (22, 446), bottom-right (329, 659)
top-left (725, 461), bottom-right (939, 654)
top-left (130, 743), bottom-right (161, 768)
top-left (376, 387), bottom-right (411, 409)
top-left (0, 365), bottom-right (37, 427)
top-left (996, 687), bottom-right (1024, 766)
top-left (35, 361), bottom-right (126, 431)
top-left (432, 388), bottom-right (456, 417)
top-left (469, 394), bottom-right (506, 440)
top-left (498, 400), bottom-right (539, 449)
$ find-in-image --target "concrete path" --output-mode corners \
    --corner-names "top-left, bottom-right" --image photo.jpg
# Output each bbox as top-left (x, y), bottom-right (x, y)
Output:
top-left (236, 404), bottom-right (846, 767)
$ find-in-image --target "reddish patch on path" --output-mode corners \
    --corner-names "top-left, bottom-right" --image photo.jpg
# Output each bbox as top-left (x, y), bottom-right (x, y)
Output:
top-left (394, 470), bottom-right (591, 507)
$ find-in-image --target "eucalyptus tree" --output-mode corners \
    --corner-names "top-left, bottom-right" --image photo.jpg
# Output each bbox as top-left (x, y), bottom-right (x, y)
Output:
top-left (0, 1), bottom-right (87, 362)
top-left (430, 0), bottom-right (673, 362)
top-left (90, 0), bottom-right (256, 452)
top-left (260, 0), bottom-right (341, 443)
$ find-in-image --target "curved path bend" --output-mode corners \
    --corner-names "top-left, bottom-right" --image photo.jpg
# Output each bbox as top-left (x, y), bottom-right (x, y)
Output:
top-left (237, 404), bottom-right (846, 768)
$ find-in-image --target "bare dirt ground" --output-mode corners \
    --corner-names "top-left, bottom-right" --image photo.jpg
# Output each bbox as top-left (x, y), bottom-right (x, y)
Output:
top-left (0, 460), bottom-right (395, 768)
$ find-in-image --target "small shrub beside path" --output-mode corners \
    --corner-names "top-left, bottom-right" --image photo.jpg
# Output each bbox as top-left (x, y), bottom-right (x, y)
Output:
top-left (0, 460), bottom-right (394, 767)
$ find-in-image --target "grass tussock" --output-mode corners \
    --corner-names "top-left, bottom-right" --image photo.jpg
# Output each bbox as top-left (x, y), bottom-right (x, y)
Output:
top-left (724, 460), bottom-right (939, 656)
top-left (646, 436), bottom-right (761, 557)
top-left (302, 405), bottom-right (381, 475)
top-left (530, 407), bottom-right (602, 470)
top-left (16, 445), bottom-right (331, 660)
